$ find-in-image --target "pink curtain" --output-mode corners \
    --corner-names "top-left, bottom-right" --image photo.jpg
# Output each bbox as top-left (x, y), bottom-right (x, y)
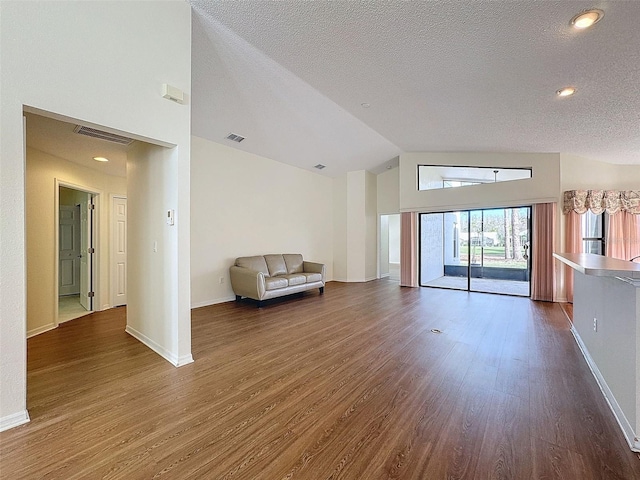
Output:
top-left (606, 212), bottom-right (640, 260)
top-left (400, 212), bottom-right (418, 287)
top-left (531, 203), bottom-right (556, 302)
top-left (564, 211), bottom-right (582, 303)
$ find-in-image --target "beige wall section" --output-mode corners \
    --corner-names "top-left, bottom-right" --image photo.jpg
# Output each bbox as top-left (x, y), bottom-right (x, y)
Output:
top-left (399, 152), bottom-right (561, 213)
top-left (25, 147), bottom-right (126, 337)
top-left (560, 154), bottom-right (640, 190)
top-left (190, 136), bottom-right (334, 307)
top-left (334, 170), bottom-right (378, 282)
top-left (377, 167), bottom-right (400, 215)
top-left (1, 1), bottom-right (191, 429)
top-left (59, 187), bottom-right (87, 207)
top-left (365, 171), bottom-right (378, 280)
top-left (332, 175), bottom-right (348, 282)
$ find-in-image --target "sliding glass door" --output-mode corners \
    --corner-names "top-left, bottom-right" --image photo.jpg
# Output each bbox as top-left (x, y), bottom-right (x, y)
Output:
top-left (420, 207), bottom-right (531, 296)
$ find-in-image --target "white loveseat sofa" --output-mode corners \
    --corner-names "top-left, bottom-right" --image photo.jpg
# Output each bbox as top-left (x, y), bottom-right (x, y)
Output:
top-left (230, 254), bottom-right (325, 306)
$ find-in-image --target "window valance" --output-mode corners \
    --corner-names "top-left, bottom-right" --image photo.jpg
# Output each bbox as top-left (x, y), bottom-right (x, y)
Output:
top-left (563, 190), bottom-right (640, 215)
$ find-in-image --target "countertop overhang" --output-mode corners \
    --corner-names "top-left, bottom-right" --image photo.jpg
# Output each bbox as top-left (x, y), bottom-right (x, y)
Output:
top-left (554, 252), bottom-right (640, 279)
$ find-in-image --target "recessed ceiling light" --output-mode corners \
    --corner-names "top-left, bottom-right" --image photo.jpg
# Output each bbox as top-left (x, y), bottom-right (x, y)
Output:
top-left (556, 87), bottom-right (576, 97)
top-left (571, 9), bottom-right (604, 29)
top-left (93, 156), bottom-right (109, 162)
top-left (361, 103), bottom-right (371, 108)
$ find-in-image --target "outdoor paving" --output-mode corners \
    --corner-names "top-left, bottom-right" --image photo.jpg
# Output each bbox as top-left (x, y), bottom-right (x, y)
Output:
top-left (422, 275), bottom-right (530, 296)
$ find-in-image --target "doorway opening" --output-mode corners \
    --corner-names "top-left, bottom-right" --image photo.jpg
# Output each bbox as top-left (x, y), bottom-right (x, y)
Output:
top-left (419, 206), bottom-right (531, 296)
top-left (380, 214), bottom-right (400, 281)
top-left (57, 184), bottom-right (97, 324)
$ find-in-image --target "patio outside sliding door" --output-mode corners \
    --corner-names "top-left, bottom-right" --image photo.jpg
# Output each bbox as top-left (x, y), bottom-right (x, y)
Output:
top-left (420, 207), bottom-right (531, 297)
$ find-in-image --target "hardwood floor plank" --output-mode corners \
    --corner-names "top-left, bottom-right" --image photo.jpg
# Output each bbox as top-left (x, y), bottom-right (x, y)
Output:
top-left (2, 280), bottom-right (640, 479)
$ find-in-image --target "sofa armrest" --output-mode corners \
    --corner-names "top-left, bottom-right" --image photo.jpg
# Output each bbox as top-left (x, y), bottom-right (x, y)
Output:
top-left (303, 261), bottom-right (326, 280)
top-left (229, 266), bottom-right (266, 300)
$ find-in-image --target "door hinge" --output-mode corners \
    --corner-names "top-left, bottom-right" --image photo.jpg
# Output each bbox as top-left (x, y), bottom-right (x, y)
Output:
top-left (88, 204), bottom-right (95, 210)
top-left (88, 247), bottom-right (95, 254)
top-left (88, 292), bottom-right (95, 298)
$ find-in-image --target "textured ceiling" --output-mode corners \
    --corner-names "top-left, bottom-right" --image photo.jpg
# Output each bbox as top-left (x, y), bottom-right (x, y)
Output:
top-left (190, 0), bottom-right (640, 177)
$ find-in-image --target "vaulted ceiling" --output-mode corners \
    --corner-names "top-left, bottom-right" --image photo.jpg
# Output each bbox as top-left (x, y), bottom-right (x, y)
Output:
top-left (190, 1), bottom-right (640, 177)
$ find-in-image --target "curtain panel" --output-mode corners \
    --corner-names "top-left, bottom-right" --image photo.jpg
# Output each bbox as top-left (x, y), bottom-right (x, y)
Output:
top-left (400, 212), bottom-right (418, 287)
top-left (531, 203), bottom-right (556, 302)
top-left (606, 211), bottom-right (640, 261)
top-left (564, 211), bottom-right (582, 303)
top-left (563, 190), bottom-right (640, 215)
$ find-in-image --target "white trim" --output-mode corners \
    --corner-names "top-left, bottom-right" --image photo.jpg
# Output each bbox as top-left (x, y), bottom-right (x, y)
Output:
top-left (27, 323), bottom-right (56, 338)
top-left (0, 410), bottom-right (30, 432)
top-left (191, 295), bottom-right (236, 309)
top-left (570, 325), bottom-right (640, 452)
top-left (380, 273), bottom-right (390, 278)
top-left (125, 325), bottom-right (193, 367)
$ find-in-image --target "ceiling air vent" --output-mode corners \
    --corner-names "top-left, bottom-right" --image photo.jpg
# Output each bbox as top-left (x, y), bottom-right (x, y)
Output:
top-left (314, 164), bottom-right (326, 170)
top-left (73, 125), bottom-right (134, 145)
top-left (226, 133), bottom-right (245, 143)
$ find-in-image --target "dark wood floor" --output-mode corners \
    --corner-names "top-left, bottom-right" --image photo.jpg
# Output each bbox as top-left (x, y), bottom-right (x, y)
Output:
top-left (2, 280), bottom-right (640, 479)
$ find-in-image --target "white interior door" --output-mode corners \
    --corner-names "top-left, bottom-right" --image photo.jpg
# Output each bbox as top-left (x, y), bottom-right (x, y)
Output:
top-left (59, 205), bottom-right (80, 295)
top-left (79, 195), bottom-right (94, 311)
top-left (111, 196), bottom-right (127, 306)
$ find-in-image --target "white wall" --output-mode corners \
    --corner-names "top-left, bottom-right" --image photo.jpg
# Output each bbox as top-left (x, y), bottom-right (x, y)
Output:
top-left (377, 167), bottom-right (400, 215)
top-left (400, 152), bottom-right (561, 213)
top-left (0, 1), bottom-right (192, 431)
top-left (190, 136), bottom-right (334, 307)
top-left (126, 142), bottom-right (191, 366)
top-left (26, 147), bottom-right (126, 337)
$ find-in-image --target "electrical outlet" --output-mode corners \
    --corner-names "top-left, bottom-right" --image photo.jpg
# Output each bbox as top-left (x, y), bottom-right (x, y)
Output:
top-left (593, 317), bottom-right (598, 332)
top-left (219, 277), bottom-right (225, 285)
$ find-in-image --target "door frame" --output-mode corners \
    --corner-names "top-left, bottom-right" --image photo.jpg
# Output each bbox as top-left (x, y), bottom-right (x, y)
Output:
top-left (418, 205), bottom-right (532, 297)
top-left (54, 179), bottom-right (101, 327)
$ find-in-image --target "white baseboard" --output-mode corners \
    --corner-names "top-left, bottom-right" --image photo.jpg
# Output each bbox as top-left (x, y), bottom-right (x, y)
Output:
top-left (27, 323), bottom-right (56, 338)
top-left (570, 325), bottom-right (640, 452)
top-left (0, 409), bottom-right (30, 432)
top-left (191, 295), bottom-right (236, 309)
top-left (125, 325), bottom-right (193, 368)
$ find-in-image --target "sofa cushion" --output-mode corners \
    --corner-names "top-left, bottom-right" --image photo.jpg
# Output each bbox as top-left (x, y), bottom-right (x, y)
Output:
top-left (265, 254), bottom-right (287, 277)
top-left (284, 274), bottom-right (306, 286)
top-left (304, 272), bottom-right (323, 283)
top-left (283, 254), bottom-right (304, 274)
top-left (236, 256), bottom-right (269, 276)
top-left (265, 276), bottom-right (288, 291)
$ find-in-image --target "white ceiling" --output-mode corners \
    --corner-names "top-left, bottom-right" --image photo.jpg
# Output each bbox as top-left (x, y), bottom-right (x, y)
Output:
top-left (25, 2), bottom-right (640, 179)
top-left (190, 1), bottom-right (640, 177)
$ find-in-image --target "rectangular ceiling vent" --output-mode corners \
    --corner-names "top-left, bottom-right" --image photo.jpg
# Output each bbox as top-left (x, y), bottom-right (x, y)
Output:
top-left (226, 133), bottom-right (245, 143)
top-left (314, 164), bottom-right (326, 170)
top-left (73, 125), bottom-right (134, 145)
